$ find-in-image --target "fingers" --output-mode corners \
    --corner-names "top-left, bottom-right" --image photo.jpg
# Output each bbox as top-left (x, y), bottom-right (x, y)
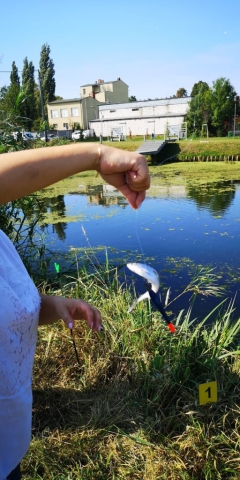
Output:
top-left (131, 155), bottom-right (150, 189)
top-left (99, 147), bottom-right (150, 194)
top-left (70, 301), bottom-right (102, 333)
top-left (126, 167), bottom-right (150, 191)
top-left (56, 297), bottom-right (102, 333)
top-left (115, 182), bottom-right (146, 209)
top-left (99, 148), bottom-right (150, 209)
top-left (81, 303), bottom-right (102, 332)
top-left (135, 191), bottom-right (146, 209)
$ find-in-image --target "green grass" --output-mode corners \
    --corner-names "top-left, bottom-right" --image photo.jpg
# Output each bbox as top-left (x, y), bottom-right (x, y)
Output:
top-left (21, 259), bottom-right (240, 480)
top-left (31, 134), bottom-right (240, 158)
top-left (148, 161), bottom-right (240, 191)
top-left (4, 136), bottom-right (239, 479)
top-left (103, 136), bottom-right (240, 158)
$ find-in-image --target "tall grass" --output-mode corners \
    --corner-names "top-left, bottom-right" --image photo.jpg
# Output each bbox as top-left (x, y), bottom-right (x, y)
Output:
top-left (21, 252), bottom-right (240, 480)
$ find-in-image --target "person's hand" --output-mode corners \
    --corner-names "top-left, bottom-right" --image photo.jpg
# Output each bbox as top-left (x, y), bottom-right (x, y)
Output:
top-left (52, 296), bottom-right (102, 332)
top-left (98, 146), bottom-right (150, 209)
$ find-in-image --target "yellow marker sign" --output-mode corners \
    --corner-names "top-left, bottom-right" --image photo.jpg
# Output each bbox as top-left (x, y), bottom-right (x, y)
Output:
top-left (199, 381), bottom-right (218, 405)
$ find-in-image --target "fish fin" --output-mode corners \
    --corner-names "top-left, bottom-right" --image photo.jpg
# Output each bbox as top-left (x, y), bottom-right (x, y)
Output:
top-left (165, 288), bottom-right (171, 307)
top-left (128, 291), bottom-right (149, 313)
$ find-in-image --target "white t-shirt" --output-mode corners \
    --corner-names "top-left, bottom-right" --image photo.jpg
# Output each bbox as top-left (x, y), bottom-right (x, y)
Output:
top-left (0, 230), bottom-right (40, 479)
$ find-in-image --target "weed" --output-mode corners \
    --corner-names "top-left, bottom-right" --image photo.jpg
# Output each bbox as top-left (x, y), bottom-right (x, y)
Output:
top-left (21, 255), bottom-right (240, 480)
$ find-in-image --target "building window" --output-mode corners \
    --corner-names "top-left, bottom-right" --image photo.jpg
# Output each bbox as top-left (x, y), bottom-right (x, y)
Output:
top-left (63, 123), bottom-right (69, 128)
top-left (71, 108), bottom-right (79, 117)
top-left (51, 109), bottom-right (58, 118)
top-left (83, 88), bottom-right (86, 95)
top-left (61, 109), bottom-right (68, 118)
top-left (110, 110), bottom-right (116, 113)
top-left (53, 124), bottom-right (58, 128)
top-left (132, 108), bottom-right (139, 111)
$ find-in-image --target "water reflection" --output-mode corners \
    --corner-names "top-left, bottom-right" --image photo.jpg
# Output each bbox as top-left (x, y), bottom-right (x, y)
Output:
top-left (38, 180), bottom-right (240, 243)
top-left (34, 195), bottom-right (68, 240)
top-left (187, 181), bottom-right (238, 215)
top-left (68, 184), bottom-right (128, 207)
top-left (35, 178), bottom-right (240, 319)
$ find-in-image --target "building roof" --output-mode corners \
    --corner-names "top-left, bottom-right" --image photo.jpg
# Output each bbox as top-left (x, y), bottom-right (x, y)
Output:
top-left (48, 98), bottom-right (81, 105)
top-left (81, 78), bottom-right (128, 87)
top-left (98, 96), bottom-right (191, 111)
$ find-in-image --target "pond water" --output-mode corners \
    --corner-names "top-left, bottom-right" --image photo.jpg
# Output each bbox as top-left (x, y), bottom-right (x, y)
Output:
top-left (40, 180), bottom-right (240, 321)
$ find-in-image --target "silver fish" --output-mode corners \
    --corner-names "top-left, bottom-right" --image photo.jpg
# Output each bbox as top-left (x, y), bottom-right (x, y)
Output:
top-left (127, 262), bottom-right (160, 312)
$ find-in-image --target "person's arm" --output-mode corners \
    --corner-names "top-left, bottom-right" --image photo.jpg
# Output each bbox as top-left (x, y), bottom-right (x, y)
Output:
top-left (0, 143), bottom-right (150, 209)
top-left (39, 294), bottom-right (102, 332)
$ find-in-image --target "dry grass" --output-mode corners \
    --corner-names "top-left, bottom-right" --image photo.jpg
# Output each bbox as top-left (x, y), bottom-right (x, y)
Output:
top-left (21, 265), bottom-right (240, 480)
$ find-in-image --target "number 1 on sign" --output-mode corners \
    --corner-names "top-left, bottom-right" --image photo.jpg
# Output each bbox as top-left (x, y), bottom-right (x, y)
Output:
top-left (199, 381), bottom-right (218, 405)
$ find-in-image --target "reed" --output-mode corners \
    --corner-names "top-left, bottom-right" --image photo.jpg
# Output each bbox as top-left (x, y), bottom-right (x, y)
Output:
top-left (22, 252), bottom-right (240, 480)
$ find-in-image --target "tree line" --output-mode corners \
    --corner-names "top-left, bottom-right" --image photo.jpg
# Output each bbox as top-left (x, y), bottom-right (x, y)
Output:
top-left (166, 81), bottom-right (239, 136)
top-left (0, 43), bottom-right (57, 131)
top-left (131, 81), bottom-right (239, 137)
top-left (185, 79), bottom-right (239, 137)
top-left (1, 46), bottom-right (239, 137)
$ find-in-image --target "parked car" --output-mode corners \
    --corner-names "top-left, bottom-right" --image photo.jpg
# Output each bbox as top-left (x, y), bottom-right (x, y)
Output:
top-left (40, 134), bottom-right (58, 141)
top-left (72, 129), bottom-right (95, 140)
top-left (9, 131), bottom-right (22, 141)
top-left (5, 131), bottom-right (34, 141)
top-left (72, 130), bottom-right (81, 140)
top-left (83, 129), bottom-right (95, 138)
top-left (22, 132), bottom-right (35, 141)
top-left (82, 129), bottom-right (91, 138)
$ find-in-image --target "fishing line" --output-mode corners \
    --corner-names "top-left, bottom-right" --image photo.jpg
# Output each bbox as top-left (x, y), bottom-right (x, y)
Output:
top-left (134, 208), bottom-right (147, 265)
top-left (133, 203), bottom-right (176, 334)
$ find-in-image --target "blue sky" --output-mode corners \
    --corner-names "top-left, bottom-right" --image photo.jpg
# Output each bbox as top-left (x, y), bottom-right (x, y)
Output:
top-left (1, 0), bottom-right (239, 100)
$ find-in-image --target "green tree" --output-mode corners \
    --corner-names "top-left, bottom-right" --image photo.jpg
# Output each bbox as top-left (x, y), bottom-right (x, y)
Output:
top-left (185, 81), bottom-right (211, 136)
top-left (0, 86), bottom-right (8, 100)
top-left (190, 81), bottom-right (209, 97)
top-left (129, 95), bottom-right (137, 102)
top-left (21, 57), bottom-right (37, 130)
top-left (175, 88), bottom-right (188, 98)
top-left (10, 61), bottom-right (20, 87)
top-left (0, 85), bottom-right (28, 131)
top-left (39, 43), bottom-right (56, 118)
top-left (210, 77), bottom-right (236, 136)
top-left (0, 62), bottom-right (27, 129)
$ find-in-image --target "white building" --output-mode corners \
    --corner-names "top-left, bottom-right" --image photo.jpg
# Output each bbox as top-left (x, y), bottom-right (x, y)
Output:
top-left (89, 97), bottom-right (190, 137)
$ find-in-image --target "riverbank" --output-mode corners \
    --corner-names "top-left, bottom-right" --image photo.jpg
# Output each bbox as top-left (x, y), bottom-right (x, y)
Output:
top-left (23, 263), bottom-right (240, 480)
top-left (17, 146), bottom-right (240, 479)
top-left (149, 161), bottom-right (240, 191)
top-left (105, 137), bottom-right (240, 163)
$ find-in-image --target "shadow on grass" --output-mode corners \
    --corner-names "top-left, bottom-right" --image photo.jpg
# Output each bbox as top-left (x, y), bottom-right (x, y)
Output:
top-left (29, 304), bottom-right (240, 479)
top-left (32, 347), bottom-right (239, 444)
top-left (151, 142), bottom-right (181, 165)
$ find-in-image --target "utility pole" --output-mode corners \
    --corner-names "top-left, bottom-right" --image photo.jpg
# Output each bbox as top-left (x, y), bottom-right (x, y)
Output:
top-left (233, 96), bottom-right (237, 137)
top-left (38, 70), bottom-right (48, 142)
